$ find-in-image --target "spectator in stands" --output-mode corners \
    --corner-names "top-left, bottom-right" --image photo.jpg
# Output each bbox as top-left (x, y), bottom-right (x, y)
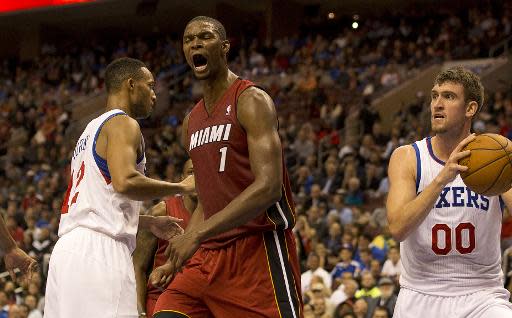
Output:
top-left (330, 277), bottom-right (359, 309)
top-left (355, 272), bottom-right (381, 299)
top-left (353, 298), bottom-right (368, 318)
top-left (302, 252), bottom-right (333, 294)
top-left (332, 244), bottom-right (361, 280)
top-left (371, 306), bottom-right (391, 318)
top-left (366, 277), bottom-right (397, 317)
top-left (381, 246), bottom-right (401, 278)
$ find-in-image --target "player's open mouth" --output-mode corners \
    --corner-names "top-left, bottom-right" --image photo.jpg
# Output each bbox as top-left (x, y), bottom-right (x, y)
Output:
top-left (433, 114), bottom-right (445, 119)
top-left (192, 54), bottom-right (208, 72)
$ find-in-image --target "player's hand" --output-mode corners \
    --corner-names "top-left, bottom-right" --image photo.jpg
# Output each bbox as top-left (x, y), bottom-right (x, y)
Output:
top-left (149, 262), bottom-right (174, 289)
top-left (436, 133), bottom-right (476, 185)
top-left (149, 216), bottom-right (184, 241)
top-left (166, 231), bottom-right (200, 276)
top-left (3, 247), bottom-right (38, 284)
top-left (180, 175), bottom-right (195, 194)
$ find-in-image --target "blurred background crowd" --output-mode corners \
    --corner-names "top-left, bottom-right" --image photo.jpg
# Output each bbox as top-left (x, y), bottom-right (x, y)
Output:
top-left (0, 0), bottom-right (512, 317)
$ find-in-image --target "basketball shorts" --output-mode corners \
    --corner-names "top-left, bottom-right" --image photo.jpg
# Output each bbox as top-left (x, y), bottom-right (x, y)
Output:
top-left (44, 227), bottom-right (138, 318)
top-left (153, 230), bottom-right (303, 318)
top-left (394, 286), bottom-right (512, 318)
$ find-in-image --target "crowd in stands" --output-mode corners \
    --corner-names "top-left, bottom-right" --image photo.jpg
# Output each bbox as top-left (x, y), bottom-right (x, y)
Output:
top-left (0, 2), bottom-right (511, 317)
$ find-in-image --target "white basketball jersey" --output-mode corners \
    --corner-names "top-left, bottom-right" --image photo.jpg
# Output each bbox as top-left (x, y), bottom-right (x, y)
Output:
top-left (58, 109), bottom-right (146, 253)
top-left (400, 136), bottom-right (504, 296)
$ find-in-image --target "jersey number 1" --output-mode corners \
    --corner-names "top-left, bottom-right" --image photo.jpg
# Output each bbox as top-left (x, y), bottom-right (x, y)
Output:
top-left (218, 147), bottom-right (227, 172)
top-left (61, 161), bottom-right (85, 214)
top-left (432, 222), bottom-right (475, 255)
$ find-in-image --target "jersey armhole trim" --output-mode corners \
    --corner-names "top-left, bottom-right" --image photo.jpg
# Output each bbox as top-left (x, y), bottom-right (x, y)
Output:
top-left (92, 111), bottom-right (127, 181)
top-left (499, 195), bottom-right (505, 213)
top-left (412, 142), bottom-right (421, 194)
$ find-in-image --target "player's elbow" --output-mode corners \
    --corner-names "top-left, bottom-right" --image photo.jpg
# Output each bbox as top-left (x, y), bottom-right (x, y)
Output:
top-left (112, 178), bottom-right (132, 196)
top-left (388, 222), bottom-right (407, 242)
top-left (266, 182), bottom-right (282, 204)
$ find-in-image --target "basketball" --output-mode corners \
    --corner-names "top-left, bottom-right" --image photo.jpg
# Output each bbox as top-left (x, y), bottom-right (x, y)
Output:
top-left (459, 133), bottom-right (512, 196)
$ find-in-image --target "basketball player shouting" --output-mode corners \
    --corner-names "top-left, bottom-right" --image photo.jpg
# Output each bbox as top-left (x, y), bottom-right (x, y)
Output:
top-left (152, 16), bottom-right (303, 317)
top-left (44, 58), bottom-right (194, 318)
top-left (387, 67), bottom-right (512, 317)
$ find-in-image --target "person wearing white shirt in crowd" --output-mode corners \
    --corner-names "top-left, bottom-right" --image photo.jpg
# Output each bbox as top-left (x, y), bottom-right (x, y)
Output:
top-left (381, 246), bottom-right (401, 278)
top-left (302, 252), bottom-right (332, 294)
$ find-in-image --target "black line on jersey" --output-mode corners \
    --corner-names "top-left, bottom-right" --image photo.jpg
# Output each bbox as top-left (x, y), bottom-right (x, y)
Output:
top-left (263, 231), bottom-right (300, 318)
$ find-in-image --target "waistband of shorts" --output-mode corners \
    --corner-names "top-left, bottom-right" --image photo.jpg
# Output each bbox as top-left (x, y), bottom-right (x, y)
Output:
top-left (65, 226), bottom-right (132, 249)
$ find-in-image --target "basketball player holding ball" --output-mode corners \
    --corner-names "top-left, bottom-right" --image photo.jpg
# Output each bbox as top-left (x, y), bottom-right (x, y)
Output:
top-left (387, 66), bottom-right (512, 317)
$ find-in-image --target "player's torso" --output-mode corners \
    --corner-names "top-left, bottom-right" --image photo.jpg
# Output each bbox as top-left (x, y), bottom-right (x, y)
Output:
top-left (187, 78), bottom-right (296, 248)
top-left (58, 109), bottom-right (146, 253)
top-left (147, 196), bottom-right (190, 297)
top-left (401, 137), bottom-right (504, 296)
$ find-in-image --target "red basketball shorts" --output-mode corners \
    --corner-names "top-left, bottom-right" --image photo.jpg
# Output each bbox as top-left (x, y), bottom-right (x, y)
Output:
top-left (153, 229), bottom-right (303, 318)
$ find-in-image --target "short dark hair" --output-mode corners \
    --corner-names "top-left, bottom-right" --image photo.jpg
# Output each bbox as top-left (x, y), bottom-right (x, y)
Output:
top-left (104, 57), bottom-right (146, 93)
top-left (186, 16), bottom-right (227, 41)
top-left (434, 66), bottom-right (484, 113)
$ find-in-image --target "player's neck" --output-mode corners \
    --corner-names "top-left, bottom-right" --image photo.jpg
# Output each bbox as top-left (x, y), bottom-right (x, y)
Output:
top-left (201, 69), bottom-right (238, 112)
top-left (105, 94), bottom-right (133, 117)
top-left (432, 129), bottom-right (471, 161)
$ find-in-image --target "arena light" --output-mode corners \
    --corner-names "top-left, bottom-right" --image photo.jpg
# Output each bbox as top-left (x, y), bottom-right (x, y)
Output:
top-left (328, 12), bottom-right (335, 20)
top-left (0, 0), bottom-right (96, 13)
top-left (352, 21), bottom-right (359, 29)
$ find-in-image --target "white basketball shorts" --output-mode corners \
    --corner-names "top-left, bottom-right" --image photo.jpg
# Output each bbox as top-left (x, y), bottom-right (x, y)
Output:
top-left (44, 227), bottom-right (137, 318)
top-left (394, 286), bottom-right (512, 318)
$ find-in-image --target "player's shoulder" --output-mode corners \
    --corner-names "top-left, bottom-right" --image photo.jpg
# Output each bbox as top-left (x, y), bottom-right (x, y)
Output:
top-left (389, 144), bottom-right (417, 173)
top-left (390, 144), bottom-right (416, 161)
top-left (238, 86), bottom-right (272, 104)
top-left (103, 114), bottom-right (140, 135)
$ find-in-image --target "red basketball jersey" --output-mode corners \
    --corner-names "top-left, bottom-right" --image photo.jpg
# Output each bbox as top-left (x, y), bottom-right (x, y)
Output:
top-left (187, 78), bottom-right (296, 248)
top-left (146, 196), bottom-right (191, 298)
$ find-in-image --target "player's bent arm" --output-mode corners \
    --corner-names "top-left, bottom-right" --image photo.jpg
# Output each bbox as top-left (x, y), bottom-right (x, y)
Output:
top-left (386, 146), bottom-right (446, 241)
top-left (184, 201), bottom-right (204, 233)
top-left (133, 202), bottom-right (166, 314)
top-left (105, 116), bottom-right (190, 200)
top-left (500, 188), bottom-right (512, 212)
top-left (0, 215), bottom-right (17, 253)
top-left (195, 87), bottom-right (283, 241)
top-left (181, 113), bottom-right (191, 151)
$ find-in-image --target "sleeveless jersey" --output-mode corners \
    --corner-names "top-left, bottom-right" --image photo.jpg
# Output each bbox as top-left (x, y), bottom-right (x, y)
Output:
top-left (58, 109), bottom-right (146, 253)
top-left (187, 78), bottom-right (296, 248)
top-left (147, 196), bottom-right (191, 298)
top-left (400, 136), bottom-right (504, 296)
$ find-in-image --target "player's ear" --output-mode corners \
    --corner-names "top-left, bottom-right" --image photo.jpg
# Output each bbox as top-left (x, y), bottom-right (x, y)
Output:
top-left (466, 101), bottom-right (478, 118)
top-left (127, 78), bottom-right (135, 91)
top-left (221, 40), bottom-right (230, 55)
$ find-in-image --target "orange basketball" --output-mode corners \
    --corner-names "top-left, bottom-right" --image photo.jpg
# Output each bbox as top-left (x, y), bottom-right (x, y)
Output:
top-left (459, 133), bottom-right (512, 196)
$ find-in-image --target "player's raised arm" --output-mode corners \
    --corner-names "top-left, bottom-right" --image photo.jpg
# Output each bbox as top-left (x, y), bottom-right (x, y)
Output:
top-left (387, 134), bottom-right (475, 241)
top-left (104, 115), bottom-right (193, 201)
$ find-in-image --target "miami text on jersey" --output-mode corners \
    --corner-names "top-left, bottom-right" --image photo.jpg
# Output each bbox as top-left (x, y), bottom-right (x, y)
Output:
top-left (189, 124), bottom-right (232, 151)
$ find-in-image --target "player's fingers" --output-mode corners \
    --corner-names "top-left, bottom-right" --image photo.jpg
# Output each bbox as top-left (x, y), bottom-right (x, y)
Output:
top-left (164, 274), bottom-right (173, 286)
top-left (455, 133), bottom-right (476, 152)
top-left (455, 164), bottom-right (469, 172)
top-left (167, 217), bottom-right (183, 223)
top-left (150, 271), bottom-right (163, 286)
top-left (452, 150), bottom-right (471, 161)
